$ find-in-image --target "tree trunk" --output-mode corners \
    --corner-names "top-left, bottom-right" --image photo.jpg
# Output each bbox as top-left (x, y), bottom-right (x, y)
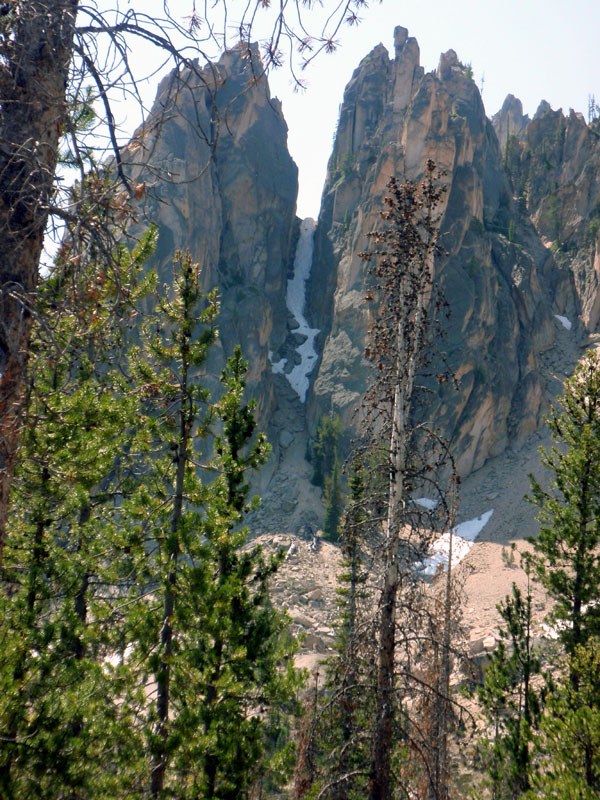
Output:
top-left (150, 364), bottom-right (189, 796)
top-left (0, 0), bottom-right (78, 565)
top-left (370, 278), bottom-right (421, 800)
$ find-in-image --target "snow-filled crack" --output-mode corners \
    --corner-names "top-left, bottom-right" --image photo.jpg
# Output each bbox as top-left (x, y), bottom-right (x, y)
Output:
top-left (270, 217), bottom-right (320, 402)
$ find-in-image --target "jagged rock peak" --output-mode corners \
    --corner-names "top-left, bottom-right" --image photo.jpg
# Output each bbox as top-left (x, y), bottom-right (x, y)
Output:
top-left (392, 26), bottom-right (421, 113)
top-left (534, 99), bottom-right (556, 119)
top-left (437, 49), bottom-right (460, 80)
top-left (309, 24), bottom-right (558, 477)
top-left (492, 94), bottom-right (530, 143)
top-left (499, 93), bottom-right (525, 115)
top-left (357, 42), bottom-right (389, 70)
top-left (126, 42), bottom-right (298, 439)
top-left (394, 25), bottom-right (409, 49)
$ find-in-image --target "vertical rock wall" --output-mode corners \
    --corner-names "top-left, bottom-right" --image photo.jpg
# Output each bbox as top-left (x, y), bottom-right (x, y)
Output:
top-left (124, 45), bottom-right (299, 423)
top-left (306, 27), bottom-right (561, 476)
top-left (493, 99), bottom-right (600, 331)
top-left (122, 32), bottom-right (600, 492)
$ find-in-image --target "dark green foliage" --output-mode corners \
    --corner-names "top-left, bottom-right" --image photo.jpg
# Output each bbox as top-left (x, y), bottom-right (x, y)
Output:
top-left (311, 414), bottom-right (343, 488)
top-left (125, 253), bottom-right (302, 797)
top-left (295, 463), bottom-right (375, 799)
top-left (311, 414), bottom-right (345, 538)
top-left (477, 582), bottom-right (542, 799)
top-left (0, 230), bottom-right (158, 798)
top-left (475, 352), bottom-right (600, 797)
top-left (527, 350), bottom-right (600, 674)
top-left (0, 245), bottom-right (302, 798)
top-left (323, 454), bottom-right (343, 541)
top-left (527, 640), bottom-right (600, 798)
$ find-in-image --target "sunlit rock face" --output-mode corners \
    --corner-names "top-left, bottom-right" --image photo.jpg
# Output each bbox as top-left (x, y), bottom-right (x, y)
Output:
top-left (123, 30), bottom-right (600, 490)
top-left (493, 98), bottom-right (600, 331)
top-left (306, 26), bottom-right (566, 476)
top-left (124, 44), bottom-right (299, 423)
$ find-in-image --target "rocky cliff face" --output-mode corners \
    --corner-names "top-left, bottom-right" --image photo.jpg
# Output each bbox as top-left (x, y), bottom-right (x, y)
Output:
top-left (116, 28), bottom-right (600, 678)
top-left (493, 99), bottom-right (600, 330)
top-left (306, 27), bottom-right (576, 476)
top-left (124, 30), bottom-right (600, 513)
top-left (125, 45), bottom-right (298, 424)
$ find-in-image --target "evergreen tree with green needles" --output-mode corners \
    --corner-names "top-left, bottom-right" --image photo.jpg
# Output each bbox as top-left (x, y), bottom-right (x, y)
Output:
top-left (528, 349), bottom-right (600, 686)
top-left (0, 229), bottom-right (157, 798)
top-left (323, 452), bottom-right (344, 541)
top-left (295, 463), bottom-right (375, 799)
top-left (527, 639), bottom-right (600, 798)
top-left (477, 581), bottom-right (542, 799)
top-left (124, 251), bottom-right (302, 797)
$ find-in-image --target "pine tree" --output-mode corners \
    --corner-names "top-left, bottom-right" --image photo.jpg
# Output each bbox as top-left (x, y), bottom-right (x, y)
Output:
top-left (123, 252), bottom-right (302, 797)
top-left (194, 346), bottom-right (303, 798)
top-left (311, 414), bottom-right (343, 488)
top-left (359, 162), bottom-right (455, 800)
top-left (296, 463), bottom-right (375, 800)
top-left (0, 230), bottom-right (157, 798)
top-left (477, 581), bottom-right (542, 800)
top-left (527, 349), bottom-right (600, 685)
top-left (0, 243), bottom-right (303, 797)
top-left (323, 453), bottom-right (344, 541)
top-left (527, 639), bottom-right (600, 798)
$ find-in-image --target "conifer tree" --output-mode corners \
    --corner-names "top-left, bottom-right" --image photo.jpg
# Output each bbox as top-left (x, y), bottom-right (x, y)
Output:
top-left (359, 162), bottom-right (454, 800)
top-left (295, 463), bottom-right (375, 800)
top-left (0, 230), bottom-right (157, 798)
top-left (311, 414), bottom-right (343, 488)
top-left (124, 252), bottom-right (302, 797)
top-left (477, 581), bottom-right (542, 800)
top-left (1, 243), bottom-right (302, 798)
top-left (527, 639), bottom-right (600, 797)
top-left (323, 452), bottom-right (344, 541)
top-left (528, 349), bottom-right (600, 685)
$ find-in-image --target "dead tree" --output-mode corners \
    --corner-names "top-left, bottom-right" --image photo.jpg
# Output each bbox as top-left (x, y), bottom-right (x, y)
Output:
top-left (360, 162), bottom-right (456, 800)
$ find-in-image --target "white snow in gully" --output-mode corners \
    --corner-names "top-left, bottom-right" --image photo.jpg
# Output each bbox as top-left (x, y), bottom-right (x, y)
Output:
top-left (270, 217), bottom-right (321, 402)
top-left (554, 314), bottom-right (572, 330)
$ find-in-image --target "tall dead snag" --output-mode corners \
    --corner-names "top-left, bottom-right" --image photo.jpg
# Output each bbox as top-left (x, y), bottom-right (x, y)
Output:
top-left (0, 0), bottom-right (79, 563)
top-left (360, 161), bottom-right (454, 800)
top-left (413, 498), bottom-right (464, 800)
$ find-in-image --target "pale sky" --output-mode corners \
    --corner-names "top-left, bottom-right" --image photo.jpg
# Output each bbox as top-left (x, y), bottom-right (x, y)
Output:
top-left (104, 1), bottom-right (600, 218)
top-left (267, 0), bottom-right (600, 217)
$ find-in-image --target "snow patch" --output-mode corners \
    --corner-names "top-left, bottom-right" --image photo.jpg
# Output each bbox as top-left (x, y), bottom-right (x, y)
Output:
top-left (454, 509), bottom-right (494, 542)
top-left (541, 600), bottom-right (598, 640)
top-left (554, 314), bottom-right (572, 330)
top-left (269, 350), bottom-right (287, 375)
top-left (272, 218), bottom-right (320, 402)
top-left (414, 497), bottom-right (438, 510)
top-left (422, 509), bottom-right (494, 576)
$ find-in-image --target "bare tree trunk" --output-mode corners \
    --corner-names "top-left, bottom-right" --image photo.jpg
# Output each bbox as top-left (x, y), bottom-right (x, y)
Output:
top-left (427, 484), bottom-right (457, 800)
top-left (366, 167), bottom-right (444, 800)
top-left (150, 359), bottom-right (190, 797)
top-left (370, 264), bottom-right (426, 800)
top-left (0, 0), bottom-right (78, 564)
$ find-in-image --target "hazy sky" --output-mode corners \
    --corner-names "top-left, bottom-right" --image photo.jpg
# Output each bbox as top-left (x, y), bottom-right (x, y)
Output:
top-left (110, 1), bottom-right (600, 219)
top-left (267, 0), bottom-right (600, 217)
